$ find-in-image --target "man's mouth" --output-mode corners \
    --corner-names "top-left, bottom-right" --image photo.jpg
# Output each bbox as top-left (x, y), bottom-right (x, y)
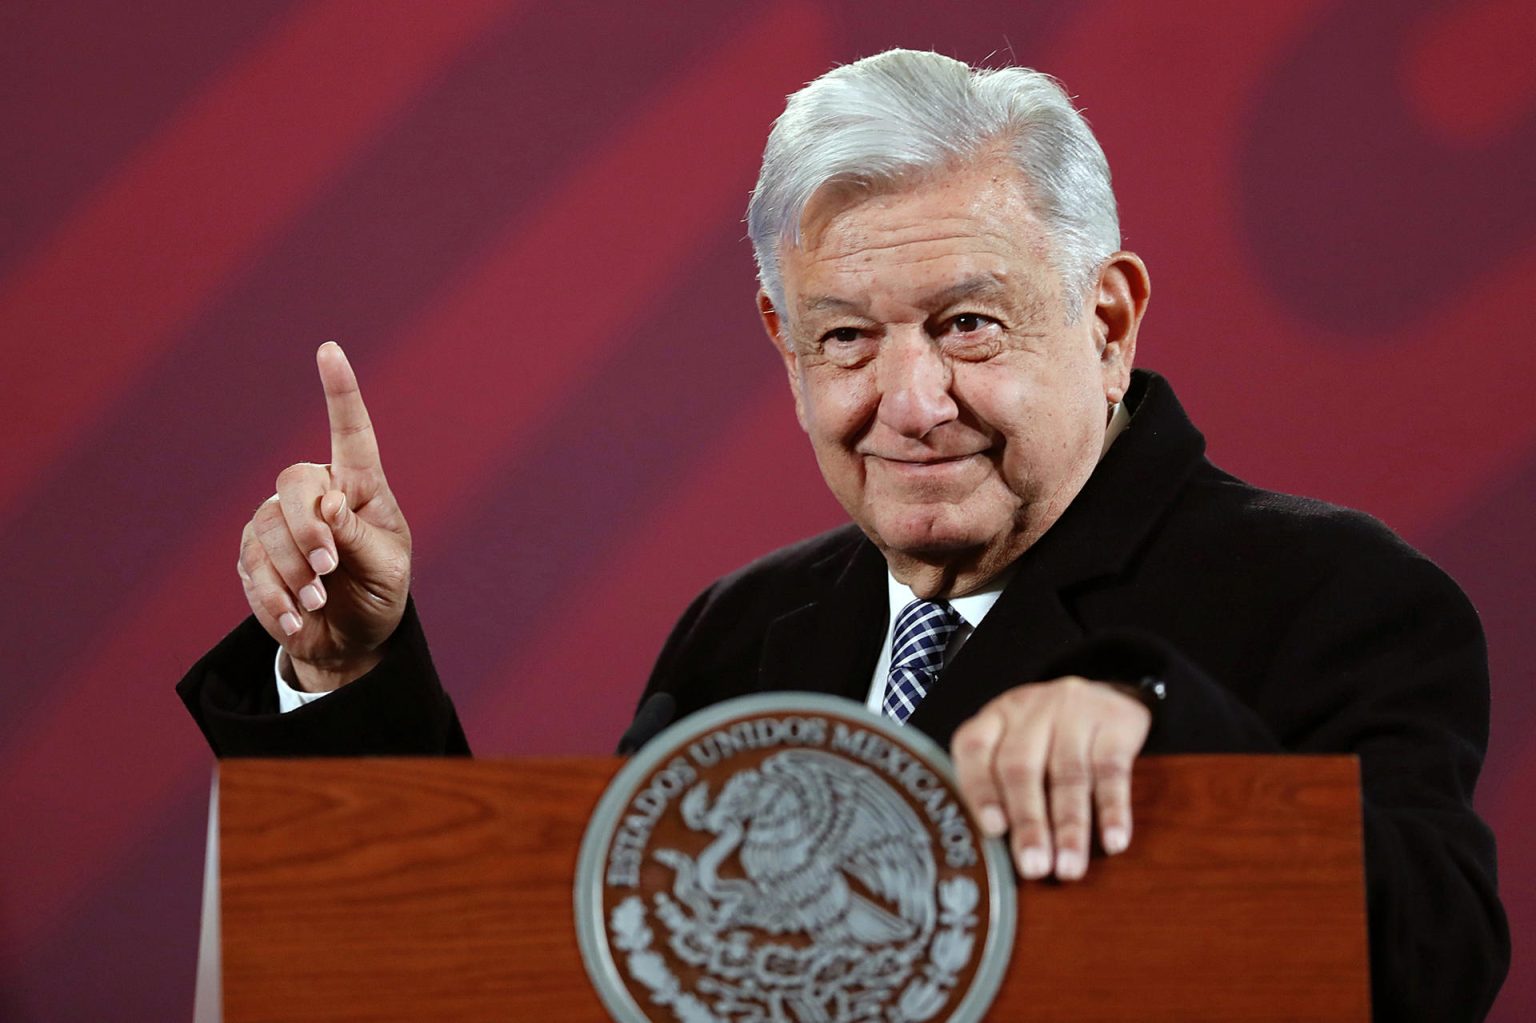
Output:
top-left (864, 452), bottom-right (989, 478)
top-left (866, 451), bottom-right (986, 465)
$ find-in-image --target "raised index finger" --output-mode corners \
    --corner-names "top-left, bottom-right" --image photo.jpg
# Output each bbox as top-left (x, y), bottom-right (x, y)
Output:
top-left (316, 341), bottom-right (381, 472)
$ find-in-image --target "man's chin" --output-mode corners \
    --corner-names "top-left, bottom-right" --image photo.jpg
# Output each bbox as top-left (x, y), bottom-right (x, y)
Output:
top-left (864, 514), bottom-right (1000, 561)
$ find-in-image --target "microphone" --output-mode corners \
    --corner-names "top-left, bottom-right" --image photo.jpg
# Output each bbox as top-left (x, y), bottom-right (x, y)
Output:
top-left (616, 692), bottom-right (676, 755)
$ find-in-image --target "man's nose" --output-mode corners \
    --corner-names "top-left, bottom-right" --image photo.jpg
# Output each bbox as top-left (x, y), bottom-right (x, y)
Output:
top-left (877, 332), bottom-right (958, 438)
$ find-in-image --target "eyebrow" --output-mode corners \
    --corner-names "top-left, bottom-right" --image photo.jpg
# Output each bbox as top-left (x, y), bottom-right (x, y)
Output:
top-left (800, 272), bottom-right (1019, 317)
top-left (921, 272), bottom-right (1012, 309)
top-left (801, 294), bottom-right (865, 314)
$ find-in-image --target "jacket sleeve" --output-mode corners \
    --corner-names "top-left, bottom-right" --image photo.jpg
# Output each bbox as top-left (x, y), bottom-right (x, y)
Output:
top-left (175, 596), bottom-right (470, 757)
top-left (1262, 551), bottom-right (1507, 1022)
top-left (1048, 554), bottom-right (1507, 1022)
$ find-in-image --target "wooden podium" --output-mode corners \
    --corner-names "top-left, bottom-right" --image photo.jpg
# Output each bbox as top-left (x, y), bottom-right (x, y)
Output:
top-left (202, 755), bottom-right (1369, 1022)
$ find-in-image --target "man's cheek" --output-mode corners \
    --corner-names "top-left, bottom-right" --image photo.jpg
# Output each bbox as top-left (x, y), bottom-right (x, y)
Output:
top-left (806, 398), bottom-right (865, 449)
top-left (994, 450), bottom-right (1041, 502)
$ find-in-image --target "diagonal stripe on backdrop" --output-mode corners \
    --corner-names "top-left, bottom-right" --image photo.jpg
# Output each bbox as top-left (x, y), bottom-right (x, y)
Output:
top-left (0, 777), bottom-right (210, 1020)
top-left (0, 0), bottom-right (827, 959)
top-left (0, 0), bottom-right (299, 274)
top-left (1052, 0), bottom-right (1536, 539)
top-left (405, 230), bottom-right (780, 726)
top-left (470, 379), bottom-right (843, 753)
top-left (0, 0), bottom-right (756, 754)
top-left (0, 0), bottom-right (522, 521)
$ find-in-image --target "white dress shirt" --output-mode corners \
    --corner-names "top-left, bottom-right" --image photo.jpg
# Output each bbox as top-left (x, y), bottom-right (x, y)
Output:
top-left (275, 648), bottom-right (330, 712)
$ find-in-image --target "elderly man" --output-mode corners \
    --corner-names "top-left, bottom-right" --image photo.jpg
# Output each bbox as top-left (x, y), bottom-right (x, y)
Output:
top-left (180, 50), bottom-right (1507, 1019)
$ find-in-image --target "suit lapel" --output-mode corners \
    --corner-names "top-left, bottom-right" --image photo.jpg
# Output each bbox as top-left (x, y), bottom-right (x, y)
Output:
top-left (757, 534), bottom-right (889, 702)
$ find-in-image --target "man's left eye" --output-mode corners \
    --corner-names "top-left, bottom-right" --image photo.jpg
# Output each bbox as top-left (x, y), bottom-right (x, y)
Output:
top-left (950, 314), bottom-right (994, 334)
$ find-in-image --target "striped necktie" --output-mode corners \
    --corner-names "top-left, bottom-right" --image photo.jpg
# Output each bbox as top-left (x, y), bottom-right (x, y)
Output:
top-left (882, 599), bottom-right (962, 724)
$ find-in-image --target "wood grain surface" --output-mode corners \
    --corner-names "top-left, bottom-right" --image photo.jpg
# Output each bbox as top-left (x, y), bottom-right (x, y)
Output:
top-left (218, 755), bottom-right (1367, 1022)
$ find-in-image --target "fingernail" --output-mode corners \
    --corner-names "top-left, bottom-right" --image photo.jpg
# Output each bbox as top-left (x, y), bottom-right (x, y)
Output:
top-left (1056, 849), bottom-right (1086, 880)
top-left (308, 548), bottom-right (337, 574)
top-left (279, 612), bottom-right (302, 636)
top-left (299, 583), bottom-right (325, 611)
top-left (1018, 846), bottom-right (1050, 879)
top-left (1103, 826), bottom-right (1129, 855)
top-left (979, 806), bottom-right (1007, 837)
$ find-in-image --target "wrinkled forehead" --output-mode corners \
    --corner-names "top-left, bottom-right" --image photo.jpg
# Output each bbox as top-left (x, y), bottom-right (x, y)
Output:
top-left (777, 161), bottom-right (1055, 306)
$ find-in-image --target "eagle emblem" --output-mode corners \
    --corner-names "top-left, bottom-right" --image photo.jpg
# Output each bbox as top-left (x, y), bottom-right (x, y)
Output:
top-left (577, 696), bottom-right (1013, 1023)
top-left (663, 750), bottom-right (936, 947)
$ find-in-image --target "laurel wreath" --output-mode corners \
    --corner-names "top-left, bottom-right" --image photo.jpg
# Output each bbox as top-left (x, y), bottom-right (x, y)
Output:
top-left (608, 874), bottom-right (980, 1023)
top-left (611, 895), bottom-right (724, 1023)
top-left (892, 876), bottom-right (979, 1022)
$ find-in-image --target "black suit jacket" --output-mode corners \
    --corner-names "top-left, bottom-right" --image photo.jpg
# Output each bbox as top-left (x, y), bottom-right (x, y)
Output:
top-left (629, 371), bottom-right (1508, 1020)
top-left (178, 370), bottom-right (1507, 1020)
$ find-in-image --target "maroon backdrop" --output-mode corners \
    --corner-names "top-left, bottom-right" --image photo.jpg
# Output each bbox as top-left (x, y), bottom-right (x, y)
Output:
top-left (3, 1), bottom-right (1532, 1018)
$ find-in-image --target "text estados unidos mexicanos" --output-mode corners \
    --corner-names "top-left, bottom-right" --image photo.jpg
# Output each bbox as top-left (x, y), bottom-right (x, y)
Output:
top-left (605, 715), bottom-right (978, 887)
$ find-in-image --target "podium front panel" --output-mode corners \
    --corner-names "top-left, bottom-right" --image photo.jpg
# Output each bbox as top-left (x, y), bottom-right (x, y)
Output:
top-left (218, 754), bottom-right (1367, 1022)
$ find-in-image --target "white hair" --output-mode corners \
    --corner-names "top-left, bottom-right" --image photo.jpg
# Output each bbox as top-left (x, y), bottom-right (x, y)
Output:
top-left (747, 49), bottom-right (1121, 315)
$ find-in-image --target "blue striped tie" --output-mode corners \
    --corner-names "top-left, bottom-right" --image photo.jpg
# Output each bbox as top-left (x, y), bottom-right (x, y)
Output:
top-left (882, 599), bottom-right (962, 724)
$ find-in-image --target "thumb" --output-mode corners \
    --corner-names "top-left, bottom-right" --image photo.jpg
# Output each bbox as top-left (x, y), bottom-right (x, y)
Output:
top-left (321, 489), bottom-right (380, 557)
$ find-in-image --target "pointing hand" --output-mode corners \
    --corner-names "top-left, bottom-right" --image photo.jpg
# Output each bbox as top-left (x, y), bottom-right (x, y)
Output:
top-left (236, 342), bottom-right (412, 692)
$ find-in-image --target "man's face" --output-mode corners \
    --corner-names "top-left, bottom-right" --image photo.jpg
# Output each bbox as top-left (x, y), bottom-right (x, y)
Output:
top-left (761, 158), bottom-right (1139, 595)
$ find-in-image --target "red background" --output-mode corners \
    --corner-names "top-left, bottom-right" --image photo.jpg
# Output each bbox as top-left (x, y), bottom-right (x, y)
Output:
top-left (2, 1), bottom-right (1532, 1017)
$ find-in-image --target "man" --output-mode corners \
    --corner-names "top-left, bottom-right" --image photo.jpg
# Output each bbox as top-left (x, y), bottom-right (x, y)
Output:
top-left (179, 50), bottom-right (1508, 1019)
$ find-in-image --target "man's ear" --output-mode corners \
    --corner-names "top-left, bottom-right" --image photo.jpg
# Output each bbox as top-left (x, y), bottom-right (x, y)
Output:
top-left (758, 288), bottom-right (808, 430)
top-left (1092, 252), bottom-right (1151, 404)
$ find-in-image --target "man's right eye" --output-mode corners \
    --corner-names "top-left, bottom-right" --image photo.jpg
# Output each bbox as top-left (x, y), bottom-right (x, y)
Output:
top-left (809, 326), bottom-right (876, 366)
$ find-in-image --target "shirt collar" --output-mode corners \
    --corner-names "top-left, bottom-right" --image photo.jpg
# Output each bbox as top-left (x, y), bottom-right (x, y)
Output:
top-left (1102, 400), bottom-right (1129, 456)
top-left (885, 569), bottom-right (1012, 631)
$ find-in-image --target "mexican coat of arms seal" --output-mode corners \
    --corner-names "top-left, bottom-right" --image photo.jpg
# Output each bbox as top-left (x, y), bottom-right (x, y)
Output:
top-left (575, 693), bottom-right (1016, 1022)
